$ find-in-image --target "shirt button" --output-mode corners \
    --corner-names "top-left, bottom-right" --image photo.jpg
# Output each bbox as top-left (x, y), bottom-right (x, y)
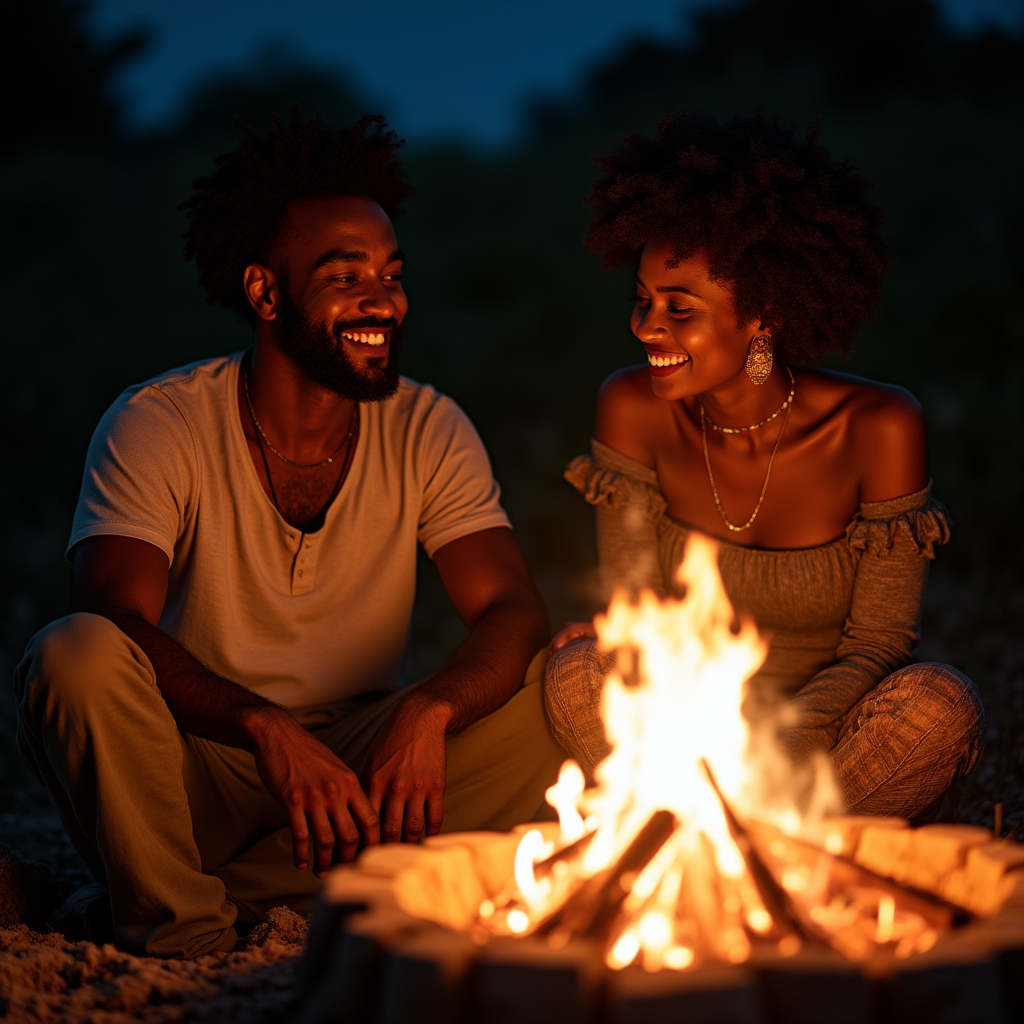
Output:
top-left (297, 569), bottom-right (304, 577)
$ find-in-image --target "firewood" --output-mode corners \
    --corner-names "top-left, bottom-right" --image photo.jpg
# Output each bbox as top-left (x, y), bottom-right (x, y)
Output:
top-left (700, 759), bottom-right (813, 945)
top-left (944, 842), bottom-right (1024, 916)
top-left (606, 963), bottom-right (760, 1024)
top-left (473, 937), bottom-right (603, 1024)
top-left (377, 928), bottom-right (479, 1024)
top-left (537, 810), bottom-right (678, 944)
top-left (752, 947), bottom-right (876, 1024)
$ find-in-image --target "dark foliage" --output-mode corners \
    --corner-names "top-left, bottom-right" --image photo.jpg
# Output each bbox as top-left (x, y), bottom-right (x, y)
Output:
top-left (531, 0), bottom-right (1023, 138)
top-left (0, 0), bottom-right (146, 156)
top-left (182, 110), bottom-right (414, 321)
top-left (585, 110), bottom-right (890, 362)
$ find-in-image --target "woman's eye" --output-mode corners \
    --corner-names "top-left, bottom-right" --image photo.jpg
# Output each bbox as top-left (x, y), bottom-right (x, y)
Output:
top-left (669, 305), bottom-right (693, 315)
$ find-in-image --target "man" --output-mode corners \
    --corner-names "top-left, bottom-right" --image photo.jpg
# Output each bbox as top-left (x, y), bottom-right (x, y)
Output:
top-left (14, 113), bottom-right (565, 958)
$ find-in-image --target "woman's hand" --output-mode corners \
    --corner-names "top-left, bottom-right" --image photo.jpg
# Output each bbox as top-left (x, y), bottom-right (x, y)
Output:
top-left (548, 621), bottom-right (598, 659)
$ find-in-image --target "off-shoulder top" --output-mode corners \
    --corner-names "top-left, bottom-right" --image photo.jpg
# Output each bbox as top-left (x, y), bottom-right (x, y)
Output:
top-left (564, 440), bottom-right (952, 759)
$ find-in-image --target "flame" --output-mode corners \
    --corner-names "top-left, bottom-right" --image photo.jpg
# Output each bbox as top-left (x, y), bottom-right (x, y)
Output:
top-left (477, 533), bottom-right (936, 969)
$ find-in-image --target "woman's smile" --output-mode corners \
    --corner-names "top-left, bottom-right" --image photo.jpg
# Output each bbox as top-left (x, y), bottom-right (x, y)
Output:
top-left (643, 345), bottom-right (691, 376)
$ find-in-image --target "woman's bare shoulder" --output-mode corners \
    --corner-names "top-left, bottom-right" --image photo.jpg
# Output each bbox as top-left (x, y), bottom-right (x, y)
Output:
top-left (799, 368), bottom-right (928, 500)
top-left (594, 366), bottom-right (662, 468)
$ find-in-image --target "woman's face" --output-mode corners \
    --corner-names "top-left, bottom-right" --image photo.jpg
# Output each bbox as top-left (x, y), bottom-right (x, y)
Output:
top-left (631, 243), bottom-right (761, 401)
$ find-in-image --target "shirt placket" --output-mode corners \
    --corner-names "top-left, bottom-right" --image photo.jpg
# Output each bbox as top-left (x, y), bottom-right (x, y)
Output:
top-left (290, 529), bottom-right (320, 595)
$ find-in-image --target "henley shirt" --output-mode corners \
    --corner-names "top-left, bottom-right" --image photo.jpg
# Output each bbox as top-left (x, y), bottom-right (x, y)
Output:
top-left (68, 352), bottom-right (511, 713)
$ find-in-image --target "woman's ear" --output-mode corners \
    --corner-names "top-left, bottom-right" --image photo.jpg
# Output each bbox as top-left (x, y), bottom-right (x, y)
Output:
top-left (242, 263), bottom-right (279, 322)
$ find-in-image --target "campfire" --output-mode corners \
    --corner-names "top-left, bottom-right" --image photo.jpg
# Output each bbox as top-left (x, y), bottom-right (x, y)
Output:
top-left (298, 537), bottom-right (1024, 1022)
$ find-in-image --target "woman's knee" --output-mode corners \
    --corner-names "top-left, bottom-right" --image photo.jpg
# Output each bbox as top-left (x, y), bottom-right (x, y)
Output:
top-left (542, 638), bottom-right (613, 772)
top-left (887, 662), bottom-right (985, 762)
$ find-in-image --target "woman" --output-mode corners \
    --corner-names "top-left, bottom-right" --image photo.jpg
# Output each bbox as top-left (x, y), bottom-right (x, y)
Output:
top-left (544, 111), bottom-right (983, 823)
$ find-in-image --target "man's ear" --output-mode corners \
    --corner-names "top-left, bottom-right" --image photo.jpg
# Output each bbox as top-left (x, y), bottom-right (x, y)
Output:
top-left (243, 263), bottom-right (279, 322)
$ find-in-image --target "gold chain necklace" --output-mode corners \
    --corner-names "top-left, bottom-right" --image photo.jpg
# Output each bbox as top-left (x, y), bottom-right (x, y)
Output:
top-left (700, 375), bottom-right (795, 533)
top-left (243, 365), bottom-right (356, 468)
top-left (700, 366), bottom-right (795, 433)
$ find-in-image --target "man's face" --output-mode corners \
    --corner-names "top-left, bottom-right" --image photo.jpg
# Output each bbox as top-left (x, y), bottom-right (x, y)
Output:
top-left (267, 195), bottom-right (409, 401)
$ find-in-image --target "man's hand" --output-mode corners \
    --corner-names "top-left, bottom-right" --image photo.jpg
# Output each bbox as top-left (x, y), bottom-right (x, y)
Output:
top-left (548, 621), bottom-right (597, 659)
top-left (364, 696), bottom-right (449, 842)
top-left (248, 709), bottom-right (380, 874)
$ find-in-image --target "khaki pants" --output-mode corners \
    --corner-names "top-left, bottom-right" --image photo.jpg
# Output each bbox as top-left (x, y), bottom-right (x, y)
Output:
top-left (14, 613), bottom-right (565, 958)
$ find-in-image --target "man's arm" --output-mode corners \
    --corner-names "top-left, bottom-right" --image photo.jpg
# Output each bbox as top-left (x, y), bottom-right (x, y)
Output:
top-left (364, 526), bottom-right (549, 843)
top-left (71, 535), bottom-right (379, 873)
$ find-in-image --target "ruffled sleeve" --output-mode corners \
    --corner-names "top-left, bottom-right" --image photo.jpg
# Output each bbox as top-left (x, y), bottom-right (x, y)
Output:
top-left (564, 441), bottom-right (667, 598)
top-left (846, 486), bottom-right (951, 559)
top-left (781, 484), bottom-right (951, 761)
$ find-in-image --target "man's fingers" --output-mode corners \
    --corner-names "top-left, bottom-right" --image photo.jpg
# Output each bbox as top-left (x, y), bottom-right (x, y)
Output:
top-left (287, 804), bottom-right (310, 870)
top-left (348, 786), bottom-right (380, 846)
top-left (425, 788), bottom-right (444, 838)
top-left (308, 805), bottom-right (337, 871)
top-left (381, 794), bottom-right (406, 843)
top-left (326, 805), bottom-right (360, 868)
top-left (403, 791), bottom-right (427, 843)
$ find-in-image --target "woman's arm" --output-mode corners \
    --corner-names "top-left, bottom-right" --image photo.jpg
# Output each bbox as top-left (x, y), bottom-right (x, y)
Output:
top-left (779, 387), bottom-right (943, 759)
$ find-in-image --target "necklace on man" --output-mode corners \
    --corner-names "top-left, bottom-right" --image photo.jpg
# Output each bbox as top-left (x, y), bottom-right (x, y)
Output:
top-left (243, 365), bottom-right (356, 468)
top-left (699, 367), bottom-right (795, 533)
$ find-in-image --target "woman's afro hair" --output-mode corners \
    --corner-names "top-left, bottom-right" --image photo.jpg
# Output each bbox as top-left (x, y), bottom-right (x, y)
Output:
top-left (585, 110), bottom-right (891, 362)
top-left (182, 110), bottom-right (414, 322)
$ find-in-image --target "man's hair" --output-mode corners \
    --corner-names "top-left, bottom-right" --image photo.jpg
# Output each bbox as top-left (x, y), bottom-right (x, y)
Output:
top-left (182, 110), bottom-right (414, 322)
top-left (585, 110), bottom-right (890, 362)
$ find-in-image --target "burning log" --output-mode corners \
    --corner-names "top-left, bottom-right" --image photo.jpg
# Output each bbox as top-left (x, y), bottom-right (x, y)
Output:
top-left (700, 757), bottom-right (813, 946)
top-left (538, 810), bottom-right (678, 945)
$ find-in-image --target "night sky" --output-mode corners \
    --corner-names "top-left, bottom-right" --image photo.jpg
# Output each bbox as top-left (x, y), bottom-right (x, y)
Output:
top-left (89, 0), bottom-right (1024, 147)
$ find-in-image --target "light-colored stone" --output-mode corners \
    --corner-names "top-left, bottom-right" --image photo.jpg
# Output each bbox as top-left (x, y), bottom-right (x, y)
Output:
top-left (356, 843), bottom-right (430, 878)
top-left (904, 825), bottom-right (992, 894)
top-left (424, 831), bottom-right (521, 894)
top-left (855, 824), bottom-right (915, 883)
top-left (819, 816), bottom-right (908, 859)
top-left (320, 863), bottom-right (397, 906)
top-left (393, 846), bottom-right (488, 930)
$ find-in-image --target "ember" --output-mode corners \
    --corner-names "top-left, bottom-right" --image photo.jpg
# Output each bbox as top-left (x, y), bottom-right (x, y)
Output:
top-left (298, 537), bottom-right (1024, 1021)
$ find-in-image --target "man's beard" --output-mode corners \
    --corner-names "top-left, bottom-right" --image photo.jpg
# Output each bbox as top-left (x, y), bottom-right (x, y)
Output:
top-left (275, 288), bottom-right (404, 402)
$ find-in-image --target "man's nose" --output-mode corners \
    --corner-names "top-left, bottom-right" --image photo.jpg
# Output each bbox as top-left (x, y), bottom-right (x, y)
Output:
top-left (358, 278), bottom-right (397, 320)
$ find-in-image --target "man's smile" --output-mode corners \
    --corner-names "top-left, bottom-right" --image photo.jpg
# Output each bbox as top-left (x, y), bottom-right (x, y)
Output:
top-left (340, 330), bottom-right (388, 347)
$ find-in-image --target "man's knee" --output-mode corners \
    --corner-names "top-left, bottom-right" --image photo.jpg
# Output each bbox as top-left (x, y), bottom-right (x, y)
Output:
top-left (15, 612), bottom-right (147, 717)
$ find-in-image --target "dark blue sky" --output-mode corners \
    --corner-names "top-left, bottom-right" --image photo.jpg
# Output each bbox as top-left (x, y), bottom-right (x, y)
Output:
top-left (89, 0), bottom-right (1024, 147)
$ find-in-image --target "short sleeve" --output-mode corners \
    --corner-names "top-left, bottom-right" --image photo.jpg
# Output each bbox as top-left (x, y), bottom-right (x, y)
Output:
top-left (67, 384), bottom-right (199, 564)
top-left (415, 396), bottom-right (511, 558)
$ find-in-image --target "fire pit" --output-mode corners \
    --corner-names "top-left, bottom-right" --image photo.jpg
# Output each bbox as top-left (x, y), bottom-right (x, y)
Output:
top-left (297, 537), bottom-right (1024, 1023)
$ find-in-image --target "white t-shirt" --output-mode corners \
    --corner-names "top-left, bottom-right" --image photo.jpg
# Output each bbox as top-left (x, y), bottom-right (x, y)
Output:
top-left (69, 352), bottom-right (511, 712)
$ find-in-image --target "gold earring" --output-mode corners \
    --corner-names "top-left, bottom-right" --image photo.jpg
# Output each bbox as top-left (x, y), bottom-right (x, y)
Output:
top-left (745, 335), bottom-right (773, 385)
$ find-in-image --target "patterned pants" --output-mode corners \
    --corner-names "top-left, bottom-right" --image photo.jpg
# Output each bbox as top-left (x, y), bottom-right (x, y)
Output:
top-left (543, 639), bottom-right (984, 822)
